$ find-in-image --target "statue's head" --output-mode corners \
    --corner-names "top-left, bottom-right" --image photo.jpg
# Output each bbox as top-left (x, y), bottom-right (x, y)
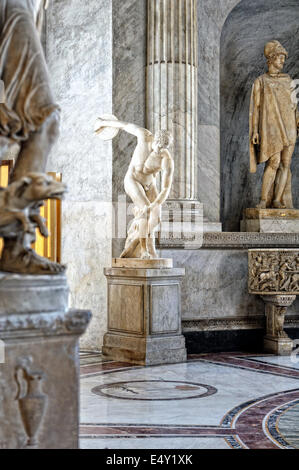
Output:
top-left (264, 40), bottom-right (288, 71)
top-left (152, 130), bottom-right (173, 153)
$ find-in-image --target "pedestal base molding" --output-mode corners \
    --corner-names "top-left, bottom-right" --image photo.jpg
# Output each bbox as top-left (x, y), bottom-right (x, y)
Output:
top-left (242, 208), bottom-right (299, 233)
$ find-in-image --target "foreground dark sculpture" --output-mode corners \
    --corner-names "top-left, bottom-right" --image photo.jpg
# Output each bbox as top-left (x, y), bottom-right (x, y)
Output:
top-left (0, 0), bottom-right (64, 274)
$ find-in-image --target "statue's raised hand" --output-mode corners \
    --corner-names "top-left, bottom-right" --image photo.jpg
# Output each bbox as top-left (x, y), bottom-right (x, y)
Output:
top-left (94, 114), bottom-right (120, 140)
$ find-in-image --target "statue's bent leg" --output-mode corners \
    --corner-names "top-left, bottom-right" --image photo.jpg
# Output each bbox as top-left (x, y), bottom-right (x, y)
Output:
top-left (145, 184), bottom-right (159, 258)
top-left (273, 145), bottom-right (294, 208)
top-left (124, 176), bottom-right (151, 258)
top-left (257, 153), bottom-right (280, 208)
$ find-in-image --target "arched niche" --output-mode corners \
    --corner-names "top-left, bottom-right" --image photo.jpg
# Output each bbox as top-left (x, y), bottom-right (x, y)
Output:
top-left (220, 0), bottom-right (299, 232)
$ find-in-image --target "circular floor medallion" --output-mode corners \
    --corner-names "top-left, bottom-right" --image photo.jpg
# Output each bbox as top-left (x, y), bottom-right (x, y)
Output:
top-left (92, 380), bottom-right (217, 401)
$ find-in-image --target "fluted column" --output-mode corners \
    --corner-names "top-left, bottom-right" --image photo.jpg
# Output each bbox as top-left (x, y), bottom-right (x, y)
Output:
top-left (147, 0), bottom-right (198, 203)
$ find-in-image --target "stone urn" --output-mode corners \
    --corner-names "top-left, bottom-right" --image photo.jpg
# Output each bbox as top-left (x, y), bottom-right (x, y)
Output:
top-left (16, 358), bottom-right (47, 449)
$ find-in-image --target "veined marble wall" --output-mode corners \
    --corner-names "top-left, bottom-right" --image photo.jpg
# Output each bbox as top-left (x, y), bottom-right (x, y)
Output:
top-left (221, 0), bottom-right (299, 232)
top-left (197, 0), bottom-right (240, 223)
top-left (112, 0), bottom-right (147, 257)
top-left (45, 0), bottom-right (113, 349)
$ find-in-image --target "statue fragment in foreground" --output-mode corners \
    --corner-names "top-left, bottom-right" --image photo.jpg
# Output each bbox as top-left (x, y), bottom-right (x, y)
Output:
top-left (0, 0), bottom-right (66, 274)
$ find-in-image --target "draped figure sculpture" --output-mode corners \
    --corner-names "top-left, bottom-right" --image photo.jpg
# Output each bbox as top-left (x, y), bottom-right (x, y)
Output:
top-left (0, 0), bottom-right (65, 274)
top-left (250, 40), bottom-right (299, 209)
top-left (95, 116), bottom-right (174, 259)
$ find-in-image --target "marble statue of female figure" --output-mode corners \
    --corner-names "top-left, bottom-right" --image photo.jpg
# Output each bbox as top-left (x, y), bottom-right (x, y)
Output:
top-left (0, 0), bottom-right (63, 274)
top-left (250, 40), bottom-right (299, 209)
top-left (95, 117), bottom-right (174, 259)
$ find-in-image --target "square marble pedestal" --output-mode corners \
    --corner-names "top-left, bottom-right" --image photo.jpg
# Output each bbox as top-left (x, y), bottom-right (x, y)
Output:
top-left (242, 208), bottom-right (299, 233)
top-left (103, 259), bottom-right (187, 365)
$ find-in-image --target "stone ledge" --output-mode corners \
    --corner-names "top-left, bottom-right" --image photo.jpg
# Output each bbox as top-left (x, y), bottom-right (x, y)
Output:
top-left (0, 309), bottom-right (92, 339)
top-left (202, 232), bottom-right (299, 249)
top-left (182, 315), bottom-right (299, 332)
top-left (158, 232), bottom-right (299, 250)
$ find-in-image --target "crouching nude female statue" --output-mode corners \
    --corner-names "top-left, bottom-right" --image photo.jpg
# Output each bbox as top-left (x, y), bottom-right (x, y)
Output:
top-left (95, 116), bottom-right (174, 259)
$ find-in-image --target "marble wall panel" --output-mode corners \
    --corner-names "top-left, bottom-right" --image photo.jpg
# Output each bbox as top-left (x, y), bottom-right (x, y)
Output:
top-left (45, 0), bottom-right (113, 349)
top-left (197, 0), bottom-right (240, 221)
top-left (160, 248), bottom-right (299, 323)
top-left (111, 0), bottom-right (147, 221)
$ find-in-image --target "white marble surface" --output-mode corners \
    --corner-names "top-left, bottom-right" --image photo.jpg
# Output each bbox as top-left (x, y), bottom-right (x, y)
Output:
top-left (80, 437), bottom-right (230, 450)
top-left (247, 355), bottom-right (299, 370)
top-left (80, 360), bottom-right (298, 427)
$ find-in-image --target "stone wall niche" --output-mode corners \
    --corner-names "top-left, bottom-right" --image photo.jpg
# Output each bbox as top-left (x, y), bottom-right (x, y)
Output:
top-left (220, 0), bottom-right (299, 232)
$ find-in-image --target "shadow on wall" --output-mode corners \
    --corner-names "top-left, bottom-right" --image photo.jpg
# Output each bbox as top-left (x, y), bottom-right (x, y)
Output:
top-left (220, 0), bottom-right (299, 232)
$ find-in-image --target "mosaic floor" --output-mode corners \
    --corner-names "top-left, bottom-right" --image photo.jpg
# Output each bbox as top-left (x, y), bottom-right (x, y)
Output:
top-left (79, 351), bottom-right (299, 449)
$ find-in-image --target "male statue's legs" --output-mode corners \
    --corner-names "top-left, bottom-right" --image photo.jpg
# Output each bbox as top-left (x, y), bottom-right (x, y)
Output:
top-left (257, 153), bottom-right (280, 209)
top-left (273, 145), bottom-right (294, 208)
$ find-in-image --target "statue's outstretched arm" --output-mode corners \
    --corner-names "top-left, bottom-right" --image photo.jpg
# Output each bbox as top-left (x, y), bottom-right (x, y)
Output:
top-left (96, 118), bottom-right (151, 139)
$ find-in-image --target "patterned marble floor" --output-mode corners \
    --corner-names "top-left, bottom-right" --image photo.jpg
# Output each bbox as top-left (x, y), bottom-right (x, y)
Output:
top-left (79, 351), bottom-right (299, 449)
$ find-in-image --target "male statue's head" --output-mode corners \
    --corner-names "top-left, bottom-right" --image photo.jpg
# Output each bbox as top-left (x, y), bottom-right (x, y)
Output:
top-left (264, 40), bottom-right (288, 73)
top-left (152, 130), bottom-right (173, 153)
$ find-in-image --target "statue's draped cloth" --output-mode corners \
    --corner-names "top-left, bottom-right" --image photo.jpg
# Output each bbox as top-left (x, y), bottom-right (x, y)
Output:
top-left (0, 0), bottom-right (58, 145)
top-left (250, 73), bottom-right (297, 173)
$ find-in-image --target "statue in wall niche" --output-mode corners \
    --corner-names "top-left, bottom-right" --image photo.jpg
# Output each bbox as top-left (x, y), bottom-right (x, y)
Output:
top-left (95, 115), bottom-right (174, 259)
top-left (250, 40), bottom-right (299, 209)
top-left (0, 0), bottom-right (66, 274)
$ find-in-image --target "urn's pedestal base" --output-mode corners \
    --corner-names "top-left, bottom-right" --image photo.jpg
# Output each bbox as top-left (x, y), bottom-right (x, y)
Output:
top-left (261, 294), bottom-right (296, 356)
top-left (103, 260), bottom-right (186, 366)
top-left (242, 208), bottom-right (299, 233)
top-left (264, 336), bottom-right (293, 355)
top-left (0, 273), bottom-right (91, 449)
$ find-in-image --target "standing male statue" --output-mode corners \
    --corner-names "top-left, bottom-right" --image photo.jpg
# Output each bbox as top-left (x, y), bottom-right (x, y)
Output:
top-left (0, 0), bottom-right (64, 274)
top-left (250, 40), bottom-right (299, 209)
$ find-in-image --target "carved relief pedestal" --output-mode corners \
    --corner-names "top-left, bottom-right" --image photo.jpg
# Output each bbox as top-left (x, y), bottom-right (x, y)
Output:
top-left (103, 259), bottom-right (187, 365)
top-left (242, 208), bottom-right (299, 233)
top-left (262, 295), bottom-right (295, 355)
top-left (248, 249), bottom-right (299, 356)
top-left (0, 273), bottom-right (91, 449)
